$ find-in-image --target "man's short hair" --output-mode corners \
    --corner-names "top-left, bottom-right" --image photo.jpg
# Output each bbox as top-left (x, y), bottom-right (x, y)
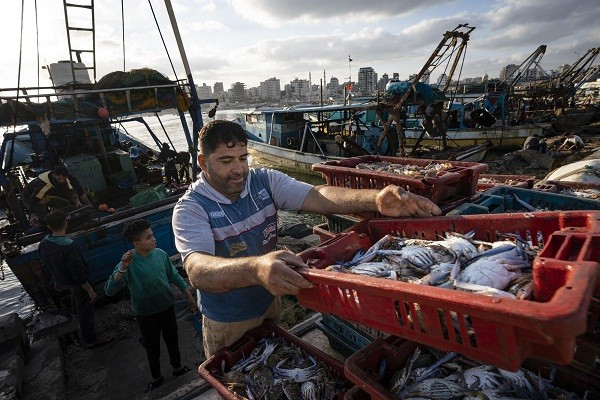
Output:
top-left (199, 120), bottom-right (247, 156)
top-left (44, 210), bottom-right (67, 231)
top-left (123, 219), bottom-right (151, 243)
top-left (53, 166), bottom-right (69, 177)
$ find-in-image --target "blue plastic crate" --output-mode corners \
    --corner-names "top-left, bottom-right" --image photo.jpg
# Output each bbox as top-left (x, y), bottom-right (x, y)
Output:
top-left (447, 186), bottom-right (600, 215)
top-left (315, 314), bottom-right (374, 357)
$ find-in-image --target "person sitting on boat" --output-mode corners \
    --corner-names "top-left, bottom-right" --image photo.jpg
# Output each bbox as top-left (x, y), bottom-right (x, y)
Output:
top-left (22, 166), bottom-right (90, 227)
top-left (557, 133), bottom-right (585, 153)
top-left (172, 120), bottom-right (442, 358)
top-left (158, 143), bottom-right (181, 187)
top-left (523, 134), bottom-right (547, 153)
top-left (104, 219), bottom-right (197, 392)
top-left (39, 210), bottom-right (109, 349)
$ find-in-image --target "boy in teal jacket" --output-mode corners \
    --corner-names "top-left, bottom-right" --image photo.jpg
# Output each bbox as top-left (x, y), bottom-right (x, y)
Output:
top-left (105, 219), bottom-right (197, 392)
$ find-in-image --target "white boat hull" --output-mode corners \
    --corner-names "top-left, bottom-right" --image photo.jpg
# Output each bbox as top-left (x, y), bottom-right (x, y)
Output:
top-left (247, 140), bottom-right (342, 174)
top-left (402, 125), bottom-right (548, 148)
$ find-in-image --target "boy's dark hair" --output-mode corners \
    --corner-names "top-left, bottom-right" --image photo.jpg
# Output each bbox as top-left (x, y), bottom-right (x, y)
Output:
top-left (199, 120), bottom-right (247, 155)
top-left (53, 165), bottom-right (69, 177)
top-left (123, 219), bottom-right (151, 243)
top-left (44, 210), bottom-right (67, 231)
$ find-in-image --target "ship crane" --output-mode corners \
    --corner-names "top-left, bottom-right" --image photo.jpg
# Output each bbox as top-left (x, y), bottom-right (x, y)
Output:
top-left (555, 47), bottom-right (600, 107)
top-left (374, 24), bottom-right (476, 155)
top-left (487, 45), bottom-right (547, 123)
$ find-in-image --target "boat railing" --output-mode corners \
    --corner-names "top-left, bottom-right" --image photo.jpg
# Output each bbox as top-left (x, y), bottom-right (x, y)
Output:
top-left (0, 81), bottom-right (191, 127)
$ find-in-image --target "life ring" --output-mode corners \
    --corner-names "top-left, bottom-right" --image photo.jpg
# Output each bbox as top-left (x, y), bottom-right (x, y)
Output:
top-left (471, 108), bottom-right (496, 127)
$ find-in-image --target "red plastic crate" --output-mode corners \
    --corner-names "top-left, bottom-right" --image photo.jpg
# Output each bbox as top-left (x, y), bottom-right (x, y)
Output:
top-left (296, 212), bottom-right (600, 370)
top-left (477, 173), bottom-right (535, 191)
top-left (197, 319), bottom-right (352, 399)
top-left (344, 337), bottom-right (600, 400)
top-left (312, 155), bottom-right (488, 203)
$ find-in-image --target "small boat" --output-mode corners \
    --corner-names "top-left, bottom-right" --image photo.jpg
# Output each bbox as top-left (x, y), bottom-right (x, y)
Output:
top-left (0, 1), bottom-right (209, 310)
top-left (237, 102), bottom-right (387, 174)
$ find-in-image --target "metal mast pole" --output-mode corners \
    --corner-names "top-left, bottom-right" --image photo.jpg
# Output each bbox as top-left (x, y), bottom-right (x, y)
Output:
top-left (163, 0), bottom-right (203, 179)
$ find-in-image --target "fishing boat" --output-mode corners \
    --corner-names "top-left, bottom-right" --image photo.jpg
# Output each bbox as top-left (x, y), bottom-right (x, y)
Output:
top-left (0, 1), bottom-right (210, 310)
top-left (237, 101), bottom-right (387, 174)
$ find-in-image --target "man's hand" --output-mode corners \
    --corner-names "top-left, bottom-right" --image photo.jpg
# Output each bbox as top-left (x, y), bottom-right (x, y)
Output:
top-left (375, 185), bottom-right (442, 217)
top-left (254, 250), bottom-right (314, 296)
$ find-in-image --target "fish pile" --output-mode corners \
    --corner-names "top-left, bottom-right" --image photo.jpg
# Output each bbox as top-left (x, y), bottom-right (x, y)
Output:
top-left (327, 231), bottom-right (538, 300)
top-left (218, 336), bottom-right (346, 400)
top-left (383, 344), bottom-right (585, 399)
top-left (477, 177), bottom-right (528, 187)
top-left (355, 161), bottom-right (454, 179)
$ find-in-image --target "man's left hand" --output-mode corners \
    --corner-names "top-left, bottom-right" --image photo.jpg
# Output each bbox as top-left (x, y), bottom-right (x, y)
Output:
top-left (375, 185), bottom-right (442, 217)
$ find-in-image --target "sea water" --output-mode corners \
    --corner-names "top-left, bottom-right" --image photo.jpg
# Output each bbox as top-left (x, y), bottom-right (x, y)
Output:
top-left (0, 109), bottom-right (324, 317)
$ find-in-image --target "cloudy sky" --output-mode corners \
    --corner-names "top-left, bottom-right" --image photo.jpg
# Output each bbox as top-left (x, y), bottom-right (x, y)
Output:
top-left (2, 0), bottom-right (599, 93)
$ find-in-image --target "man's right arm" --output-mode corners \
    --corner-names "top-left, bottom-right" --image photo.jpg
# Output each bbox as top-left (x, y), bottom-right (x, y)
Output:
top-left (183, 251), bottom-right (313, 296)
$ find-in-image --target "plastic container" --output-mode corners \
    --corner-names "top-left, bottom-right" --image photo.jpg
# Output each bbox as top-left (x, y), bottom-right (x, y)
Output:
top-left (315, 314), bottom-right (374, 357)
top-left (296, 212), bottom-right (600, 370)
top-left (344, 337), bottom-right (600, 400)
top-left (312, 155), bottom-right (487, 203)
top-left (129, 184), bottom-right (167, 207)
top-left (198, 319), bottom-right (352, 400)
top-left (477, 173), bottom-right (535, 191)
top-left (447, 186), bottom-right (600, 215)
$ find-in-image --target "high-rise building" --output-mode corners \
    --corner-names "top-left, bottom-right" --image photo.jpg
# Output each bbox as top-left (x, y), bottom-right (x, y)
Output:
top-left (196, 83), bottom-right (212, 99)
top-left (327, 76), bottom-right (340, 96)
top-left (499, 64), bottom-right (518, 81)
top-left (213, 82), bottom-right (224, 93)
top-left (358, 67), bottom-right (377, 95)
top-left (259, 77), bottom-right (281, 101)
top-left (392, 73), bottom-right (400, 80)
top-left (287, 78), bottom-right (310, 99)
top-left (229, 82), bottom-right (246, 103)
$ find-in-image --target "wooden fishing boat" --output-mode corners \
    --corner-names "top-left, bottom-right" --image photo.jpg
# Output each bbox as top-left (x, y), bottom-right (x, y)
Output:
top-left (0, 0), bottom-right (211, 310)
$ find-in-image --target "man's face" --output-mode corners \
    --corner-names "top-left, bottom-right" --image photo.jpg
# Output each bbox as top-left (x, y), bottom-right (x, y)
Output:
top-left (199, 142), bottom-right (249, 202)
top-left (54, 174), bottom-right (68, 185)
top-left (134, 228), bottom-right (157, 253)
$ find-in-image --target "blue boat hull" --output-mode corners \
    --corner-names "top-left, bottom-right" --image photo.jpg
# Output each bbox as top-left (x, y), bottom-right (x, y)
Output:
top-left (5, 197), bottom-right (181, 310)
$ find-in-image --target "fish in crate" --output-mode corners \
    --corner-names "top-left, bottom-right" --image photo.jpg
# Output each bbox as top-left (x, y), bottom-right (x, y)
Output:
top-left (345, 338), bottom-right (597, 400)
top-left (327, 230), bottom-right (539, 300)
top-left (198, 320), bottom-right (351, 400)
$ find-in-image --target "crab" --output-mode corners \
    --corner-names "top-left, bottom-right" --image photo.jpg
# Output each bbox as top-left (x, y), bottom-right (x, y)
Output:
top-left (273, 355), bottom-right (318, 383)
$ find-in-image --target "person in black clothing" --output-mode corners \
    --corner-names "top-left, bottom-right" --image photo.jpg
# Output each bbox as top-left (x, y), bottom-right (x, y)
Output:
top-left (38, 211), bottom-right (106, 349)
top-left (158, 143), bottom-right (181, 187)
top-left (21, 166), bottom-right (91, 226)
top-left (523, 134), bottom-right (547, 153)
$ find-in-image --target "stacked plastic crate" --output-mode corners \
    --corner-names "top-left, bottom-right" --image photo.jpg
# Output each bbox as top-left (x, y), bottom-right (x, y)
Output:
top-left (296, 213), bottom-right (600, 397)
top-left (311, 155), bottom-right (489, 243)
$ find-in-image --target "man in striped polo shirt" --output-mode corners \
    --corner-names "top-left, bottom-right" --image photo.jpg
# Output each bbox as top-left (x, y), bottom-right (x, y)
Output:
top-left (173, 120), bottom-right (441, 357)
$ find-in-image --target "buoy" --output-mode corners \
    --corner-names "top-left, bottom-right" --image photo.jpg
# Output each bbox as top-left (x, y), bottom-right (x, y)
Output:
top-left (107, 208), bottom-right (115, 213)
top-left (97, 107), bottom-right (110, 118)
top-left (98, 204), bottom-right (108, 211)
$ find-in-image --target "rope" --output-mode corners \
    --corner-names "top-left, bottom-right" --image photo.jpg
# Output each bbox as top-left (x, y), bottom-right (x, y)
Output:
top-left (14, 0), bottom-right (25, 132)
top-left (155, 112), bottom-right (177, 152)
top-left (147, 0), bottom-right (179, 83)
top-left (35, 0), bottom-right (40, 93)
top-left (121, 0), bottom-right (126, 71)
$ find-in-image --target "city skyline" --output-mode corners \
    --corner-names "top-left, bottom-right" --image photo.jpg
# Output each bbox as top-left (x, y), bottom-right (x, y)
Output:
top-left (1, 0), bottom-right (598, 93)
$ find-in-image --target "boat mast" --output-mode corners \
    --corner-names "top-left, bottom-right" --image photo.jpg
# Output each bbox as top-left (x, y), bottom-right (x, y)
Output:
top-left (163, 0), bottom-right (203, 180)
